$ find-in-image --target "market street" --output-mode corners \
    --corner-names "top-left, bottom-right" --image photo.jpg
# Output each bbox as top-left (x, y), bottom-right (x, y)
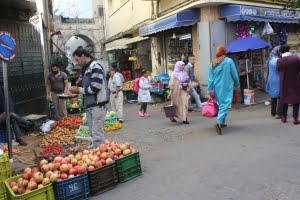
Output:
top-left (93, 103), bottom-right (300, 200)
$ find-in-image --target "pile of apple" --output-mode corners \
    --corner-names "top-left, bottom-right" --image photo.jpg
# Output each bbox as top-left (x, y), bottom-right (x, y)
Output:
top-left (8, 140), bottom-right (137, 195)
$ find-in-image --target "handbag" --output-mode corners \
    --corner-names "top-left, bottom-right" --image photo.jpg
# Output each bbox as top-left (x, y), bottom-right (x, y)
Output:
top-left (202, 93), bottom-right (219, 118)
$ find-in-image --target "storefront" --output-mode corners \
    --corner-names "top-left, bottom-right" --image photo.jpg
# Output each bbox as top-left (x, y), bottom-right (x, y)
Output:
top-left (219, 4), bottom-right (300, 89)
top-left (139, 9), bottom-right (199, 73)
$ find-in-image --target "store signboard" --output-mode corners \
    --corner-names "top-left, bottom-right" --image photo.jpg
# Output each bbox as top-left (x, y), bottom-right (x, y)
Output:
top-left (240, 5), bottom-right (300, 19)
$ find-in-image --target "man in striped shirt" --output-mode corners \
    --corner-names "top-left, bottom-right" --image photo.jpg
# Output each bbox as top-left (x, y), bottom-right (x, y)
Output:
top-left (70, 48), bottom-right (109, 149)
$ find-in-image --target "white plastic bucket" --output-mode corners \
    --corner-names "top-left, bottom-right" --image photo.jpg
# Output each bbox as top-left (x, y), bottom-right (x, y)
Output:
top-left (243, 89), bottom-right (254, 105)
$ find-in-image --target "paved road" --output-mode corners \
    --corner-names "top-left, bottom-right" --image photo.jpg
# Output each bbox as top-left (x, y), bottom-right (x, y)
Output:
top-left (92, 103), bottom-right (300, 200)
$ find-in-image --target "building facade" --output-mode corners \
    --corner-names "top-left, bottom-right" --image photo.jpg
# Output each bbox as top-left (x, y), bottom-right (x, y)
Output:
top-left (0, 0), bottom-right (52, 115)
top-left (104, 0), bottom-right (300, 97)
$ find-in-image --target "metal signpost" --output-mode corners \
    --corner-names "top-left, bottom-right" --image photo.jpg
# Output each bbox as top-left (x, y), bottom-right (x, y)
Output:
top-left (0, 32), bottom-right (17, 159)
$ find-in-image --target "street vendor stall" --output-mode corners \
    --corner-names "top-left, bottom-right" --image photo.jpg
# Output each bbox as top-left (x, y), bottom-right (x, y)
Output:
top-left (227, 37), bottom-right (271, 105)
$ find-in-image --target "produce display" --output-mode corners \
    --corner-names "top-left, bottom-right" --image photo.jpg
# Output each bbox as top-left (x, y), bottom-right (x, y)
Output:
top-left (40, 145), bottom-right (63, 157)
top-left (66, 98), bottom-right (83, 109)
top-left (53, 116), bottom-right (82, 129)
top-left (8, 140), bottom-right (137, 196)
top-left (123, 81), bottom-right (134, 91)
top-left (76, 126), bottom-right (90, 138)
top-left (41, 127), bottom-right (77, 146)
top-left (105, 111), bottom-right (117, 119)
top-left (104, 121), bottom-right (122, 132)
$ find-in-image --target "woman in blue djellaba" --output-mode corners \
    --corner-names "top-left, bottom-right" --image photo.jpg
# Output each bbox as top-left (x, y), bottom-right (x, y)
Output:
top-left (208, 46), bottom-right (240, 135)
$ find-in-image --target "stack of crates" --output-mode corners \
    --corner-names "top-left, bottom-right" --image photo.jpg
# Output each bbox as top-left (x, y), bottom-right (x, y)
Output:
top-left (0, 153), bottom-right (11, 199)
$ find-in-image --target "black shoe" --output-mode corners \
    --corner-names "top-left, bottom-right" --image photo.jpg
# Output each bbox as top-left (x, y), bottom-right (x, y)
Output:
top-left (215, 124), bottom-right (222, 135)
top-left (182, 121), bottom-right (189, 124)
top-left (169, 117), bottom-right (177, 123)
top-left (118, 119), bottom-right (123, 123)
top-left (17, 139), bottom-right (27, 146)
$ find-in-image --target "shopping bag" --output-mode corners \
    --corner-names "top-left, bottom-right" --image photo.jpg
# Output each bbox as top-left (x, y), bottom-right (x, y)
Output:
top-left (262, 22), bottom-right (274, 35)
top-left (202, 93), bottom-right (218, 118)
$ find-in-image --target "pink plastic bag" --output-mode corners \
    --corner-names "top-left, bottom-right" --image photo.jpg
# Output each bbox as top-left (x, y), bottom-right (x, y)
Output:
top-left (202, 93), bottom-right (219, 118)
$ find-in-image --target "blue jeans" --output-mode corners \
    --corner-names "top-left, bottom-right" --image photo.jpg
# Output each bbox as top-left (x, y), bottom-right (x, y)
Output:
top-left (189, 88), bottom-right (203, 110)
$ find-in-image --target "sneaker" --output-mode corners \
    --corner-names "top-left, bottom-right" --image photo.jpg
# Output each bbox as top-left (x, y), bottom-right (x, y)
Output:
top-left (293, 117), bottom-right (300, 125)
top-left (144, 112), bottom-right (150, 117)
top-left (182, 121), bottom-right (189, 124)
top-left (281, 116), bottom-right (287, 123)
top-left (16, 139), bottom-right (27, 146)
top-left (138, 111), bottom-right (144, 117)
top-left (118, 119), bottom-right (124, 123)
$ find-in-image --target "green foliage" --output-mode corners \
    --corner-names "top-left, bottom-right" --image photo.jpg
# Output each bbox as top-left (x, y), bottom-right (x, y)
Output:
top-left (50, 52), bottom-right (69, 70)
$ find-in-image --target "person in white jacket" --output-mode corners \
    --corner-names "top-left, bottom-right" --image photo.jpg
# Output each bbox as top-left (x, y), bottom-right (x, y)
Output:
top-left (138, 70), bottom-right (151, 117)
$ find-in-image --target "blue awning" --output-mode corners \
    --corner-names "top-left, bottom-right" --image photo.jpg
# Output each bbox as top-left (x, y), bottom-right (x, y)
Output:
top-left (220, 5), bottom-right (300, 24)
top-left (139, 9), bottom-right (199, 36)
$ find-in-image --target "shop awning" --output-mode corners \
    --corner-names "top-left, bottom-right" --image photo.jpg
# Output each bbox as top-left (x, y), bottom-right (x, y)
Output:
top-left (220, 5), bottom-right (300, 24)
top-left (139, 9), bottom-right (199, 36)
top-left (105, 38), bottom-right (129, 51)
top-left (125, 36), bottom-right (149, 45)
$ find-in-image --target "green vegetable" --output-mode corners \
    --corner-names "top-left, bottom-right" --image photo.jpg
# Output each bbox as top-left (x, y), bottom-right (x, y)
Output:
top-left (77, 127), bottom-right (90, 137)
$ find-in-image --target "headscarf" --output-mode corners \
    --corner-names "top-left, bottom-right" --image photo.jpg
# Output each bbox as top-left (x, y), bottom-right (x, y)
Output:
top-left (268, 45), bottom-right (281, 61)
top-left (212, 45), bottom-right (227, 67)
top-left (173, 61), bottom-right (188, 82)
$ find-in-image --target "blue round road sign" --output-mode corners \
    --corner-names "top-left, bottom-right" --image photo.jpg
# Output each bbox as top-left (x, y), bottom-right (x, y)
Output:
top-left (0, 32), bottom-right (16, 61)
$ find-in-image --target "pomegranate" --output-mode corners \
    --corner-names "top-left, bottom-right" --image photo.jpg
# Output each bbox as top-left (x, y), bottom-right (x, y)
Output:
top-left (83, 150), bottom-right (89, 155)
top-left (9, 181), bottom-right (17, 187)
top-left (99, 159), bottom-right (106, 166)
top-left (88, 154), bottom-right (94, 160)
top-left (31, 167), bottom-right (40, 174)
top-left (107, 146), bottom-right (112, 151)
top-left (38, 184), bottom-right (44, 189)
top-left (82, 155), bottom-right (88, 161)
top-left (84, 159), bottom-right (92, 166)
top-left (17, 178), bottom-right (24, 187)
top-left (53, 163), bottom-right (61, 171)
top-left (40, 159), bottom-right (48, 167)
top-left (41, 164), bottom-right (49, 173)
top-left (60, 164), bottom-right (69, 173)
top-left (106, 158), bottom-right (113, 165)
top-left (68, 154), bottom-right (75, 160)
top-left (50, 173), bottom-right (58, 182)
top-left (27, 180), bottom-right (38, 190)
top-left (75, 153), bottom-right (82, 160)
top-left (45, 171), bottom-right (54, 179)
top-left (120, 144), bottom-right (127, 151)
top-left (107, 151), bottom-right (114, 159)
top-left (77, 160), bottom-right (85, 165)
top-left (22, 180), bottom-right (29, 188)
top-left (131, 149), bottom-right (137, 154)
top-left (88, 166), bottom-right (95, 171)
top-left (124, 142), bottom-right (131, 149)
top-left (100, 152), bottom-right (107, 160)
top-left (42, 178), bottom-right (50, 186)
top-left (33, 172), bottom-right (44, 183)
top-left (23, 172), bottom-right (32, 180)
top-left (11, 185), bottom-right (19, 193)
top-left (99, 144), bottom-right (107, 153)
top-left (24, 168), bottom-right (31, 173)
top-left (69, 168), bottom-right (77, 175)
top-left (47, 163), bottom-right (54, 171)
top-left (114, 149), bottom-right (121, 156)
top-left (25, 190), bottom-right (31, 194)
top-left (17, 187), bottom-right (25, 195)
top-left (77, 165), bottom-right (87, 174)
top-left (113, 155), bottom-right (119, 159)
top-left (54, 156), bottom-right (62, 163)
top-left (94, 161), bottom-right (102, 168)
top-left (60, 173), bottom-right (68, 180)
top-left (119, 155), bottom-right (124, 159)
top-left (123, 149), bottom-right (131, 156)
top-left (71, 159), bottom-right (78, 166)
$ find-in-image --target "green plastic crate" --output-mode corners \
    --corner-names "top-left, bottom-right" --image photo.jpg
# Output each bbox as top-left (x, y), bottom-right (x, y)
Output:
top-left (0, 154), bottom-right (12, 182)
top-left (0, 181), bottom-right (6, 200)
top-left (4, 175), bottom-right (55, 200)
top-left (116, 152), bottom-right (142, 183)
